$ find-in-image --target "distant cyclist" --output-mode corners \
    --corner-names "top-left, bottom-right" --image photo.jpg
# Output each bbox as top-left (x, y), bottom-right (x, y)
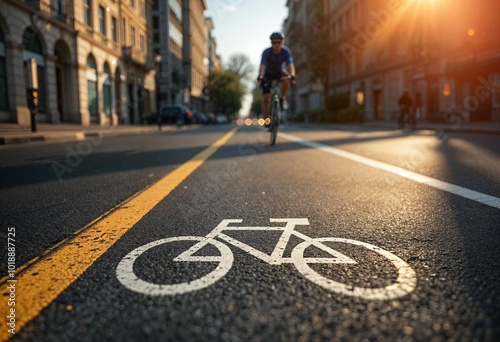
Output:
top-left (398, 88), bottom-right (414, 128)
top-left (257, 32), bottom-right (296, 122)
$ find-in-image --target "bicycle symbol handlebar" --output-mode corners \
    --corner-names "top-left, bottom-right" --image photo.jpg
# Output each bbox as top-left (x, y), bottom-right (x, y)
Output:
top-left (116, 219), bottom-right (416, 300)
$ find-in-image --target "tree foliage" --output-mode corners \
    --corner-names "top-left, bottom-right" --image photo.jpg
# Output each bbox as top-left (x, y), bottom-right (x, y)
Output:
top-left (225, 54), bottom-right (255, 93)
top-left (208, 70), bottom-right (244, 116)
top-left (307, 0), bottom-right (330, 87)
top-left (250, 81), bottom-right (263, 117)
top-left (295, 1), bottom-right (330, 99)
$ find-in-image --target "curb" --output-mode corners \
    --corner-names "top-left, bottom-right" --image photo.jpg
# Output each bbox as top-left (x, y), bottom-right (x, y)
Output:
top-left (294, 122), bottom-right (500, 136)
top-left (0, 125), bottom-right (198, 146)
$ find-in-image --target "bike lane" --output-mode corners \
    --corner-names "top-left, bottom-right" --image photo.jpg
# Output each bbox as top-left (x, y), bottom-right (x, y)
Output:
top-left (0, 127), bottom-right (239, 341)
top-left (7, 125), bottom-right (499, 341)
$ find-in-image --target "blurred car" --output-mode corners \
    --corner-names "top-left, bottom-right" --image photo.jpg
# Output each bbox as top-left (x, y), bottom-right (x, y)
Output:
top-left (207, 113), bottom-right (217, 124)
top-left (161, 105), bottom-right (193, 124)
top-left (193, 111), bottom-right (209, 124)
top-left (216, 114), bottom-right (228, 124)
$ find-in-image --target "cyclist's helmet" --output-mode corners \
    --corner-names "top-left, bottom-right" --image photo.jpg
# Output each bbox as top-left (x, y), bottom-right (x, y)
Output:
top-left (270, 32), bottom-right (284, 40)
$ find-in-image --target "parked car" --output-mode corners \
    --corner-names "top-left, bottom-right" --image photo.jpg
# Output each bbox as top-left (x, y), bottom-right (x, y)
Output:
top-left (160, 105), bottom-right (193, 124)
top-left (216, 114), bottom-right (228, 124)
top-left (193, 111), bottom-right (209, 124)
top-left (207, 113), bottom-right (217, 124)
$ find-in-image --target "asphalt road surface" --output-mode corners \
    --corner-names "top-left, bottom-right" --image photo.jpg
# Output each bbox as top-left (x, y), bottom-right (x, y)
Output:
top-left (1, 123), bottom-right (499, 341)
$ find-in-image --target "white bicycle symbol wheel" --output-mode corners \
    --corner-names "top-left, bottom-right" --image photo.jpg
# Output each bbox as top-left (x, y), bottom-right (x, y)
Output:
top-left (116, 236), bottom-right (233, 296)
top-left (117, 235), bottom-right (416, 300)
top-left (292, 238), bottom-right (417, 300)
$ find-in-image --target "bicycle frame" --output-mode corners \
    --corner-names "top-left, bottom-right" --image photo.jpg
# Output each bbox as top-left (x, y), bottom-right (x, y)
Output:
top-left (269, 81), bottom-right (281, 146)
top-left (399, 107), bottom-right (416, 131)
top-left (176, 218), bottom-right (356, 265)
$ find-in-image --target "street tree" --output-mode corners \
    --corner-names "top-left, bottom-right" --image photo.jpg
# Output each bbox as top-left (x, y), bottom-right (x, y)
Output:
top-left (250, 81), bottom-right (263, 117)
top-left (296, 0), bottom-right (330, 103)
top-left (208, 70), bottom-right (244, 118)
top-left (225, 54), bottom-right (255, 93)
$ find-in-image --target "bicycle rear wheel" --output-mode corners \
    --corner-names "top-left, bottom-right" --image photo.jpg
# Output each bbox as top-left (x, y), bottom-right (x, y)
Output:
top-left (409, 114), bottom-right (416, 131)
top-left (116, 236), bottom-right (233, 296)
top-left (270, 100), bottom-right (279, 146)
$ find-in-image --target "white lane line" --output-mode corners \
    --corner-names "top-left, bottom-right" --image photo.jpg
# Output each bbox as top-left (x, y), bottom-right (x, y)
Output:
top-left (280, 132), bottom-right (500, 210)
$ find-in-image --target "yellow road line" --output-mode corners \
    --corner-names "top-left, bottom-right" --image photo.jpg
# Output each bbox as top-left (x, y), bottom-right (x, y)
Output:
top-left (0, 127), bottom-right (238, 341)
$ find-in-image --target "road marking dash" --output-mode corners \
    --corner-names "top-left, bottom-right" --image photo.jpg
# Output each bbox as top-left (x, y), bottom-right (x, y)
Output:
top-left (280, 132), bottom-right (500, 210)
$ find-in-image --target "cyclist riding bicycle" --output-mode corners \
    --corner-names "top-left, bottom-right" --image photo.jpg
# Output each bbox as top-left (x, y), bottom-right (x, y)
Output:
top-left (257, 32), bottom-right (296, 124)
top-left (397, 88), bottom-right (415, 128)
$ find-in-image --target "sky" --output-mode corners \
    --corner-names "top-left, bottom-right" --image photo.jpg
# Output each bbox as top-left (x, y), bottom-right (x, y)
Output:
top-left (204, 0), bottom-right (289, 116)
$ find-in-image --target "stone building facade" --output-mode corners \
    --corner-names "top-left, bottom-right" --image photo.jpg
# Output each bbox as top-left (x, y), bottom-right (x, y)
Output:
top-left (285, 0), bottom-right (500, 122)
top-left (284, 0), bottom-right (323, 116)
top-left (182, 0), bottom-right (208, 112)
top-left (0, 0), bottom-right (156, 126)
top-left (153, 0), bottom-right (184, 110)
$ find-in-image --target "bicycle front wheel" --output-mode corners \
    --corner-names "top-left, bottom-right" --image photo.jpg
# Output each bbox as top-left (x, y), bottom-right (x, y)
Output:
top-left (292, 237), bottom-right (416, 300)
top-left (270, 101), bottom-right (280, 146)
top-left (409, 115), bottom-right (416, 131)
top-left (116, 236), bottom-right (234, 296)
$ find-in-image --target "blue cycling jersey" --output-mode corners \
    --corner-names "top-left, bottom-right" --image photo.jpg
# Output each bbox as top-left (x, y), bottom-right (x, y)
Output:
top-left (260, 46), bottom-right (294, 75)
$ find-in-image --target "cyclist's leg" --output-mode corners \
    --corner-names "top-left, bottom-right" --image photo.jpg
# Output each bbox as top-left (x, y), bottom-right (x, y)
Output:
top-left (410, 110), bottom-right (416, 130)
top-left (279, 75), bottom-right (290, 98)
top-left (261, 77), bottom-right (272, 120)
top-left (262, 93), bottom-right (271, 120)
top-left (399, 108), bottom-right (407, 128)
top-left (279, 72), bottom-right (291, 110)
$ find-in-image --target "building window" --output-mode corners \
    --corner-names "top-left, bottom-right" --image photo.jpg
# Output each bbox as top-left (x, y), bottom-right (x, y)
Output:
top-left (99, 6), bottom-right (106, 35)
top-left (131, 26), bottom-right (135, 46)
top-left (0, 28), bottom-right (7, 110)
top-left (54, 0), bottom-right (66, 22)
top-left (140, 34), bottom-right (144, 51)
top-left (111, 16), bottom-right (117, 41)
top-left (87, 54), bottom-right (98, 117)
top-left (131, 0), bottom-right (135, 8)
top-left (84, 0), bottom-right (92, 26)
top-left (103, 63), bottom-right (112, 116)
top-left (122, 18), bottom-right (127, 44)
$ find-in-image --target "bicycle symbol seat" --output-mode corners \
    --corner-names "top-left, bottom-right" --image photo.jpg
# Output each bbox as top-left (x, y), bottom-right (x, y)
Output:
top-left (116, 219), bottom-right (416, 300)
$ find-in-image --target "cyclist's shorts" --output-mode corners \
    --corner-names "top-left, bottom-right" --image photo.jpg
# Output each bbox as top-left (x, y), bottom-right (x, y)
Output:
top-left (262, 72), bottom-right (289, 94)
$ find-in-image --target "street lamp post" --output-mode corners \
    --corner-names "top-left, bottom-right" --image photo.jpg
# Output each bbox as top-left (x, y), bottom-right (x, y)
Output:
top-left (155, 54), bottom-right (162, 131)
top-left (27, 58), bottom-right (39, 132)
top-left (356, 84), bottom-right (365, 123)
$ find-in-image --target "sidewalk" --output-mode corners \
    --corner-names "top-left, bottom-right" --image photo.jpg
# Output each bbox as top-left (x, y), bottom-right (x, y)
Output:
top-left (0, 122), bottom-right (188, 145)
top-left (297, 120), bottom-right (500, 136)
top-left (0, 120), bottom-right (499, 145)
top-left (364, 120), bottom-right (500, 135)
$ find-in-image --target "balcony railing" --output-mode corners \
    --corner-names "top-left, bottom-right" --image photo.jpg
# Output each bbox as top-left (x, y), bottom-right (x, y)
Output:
top-left (123, 46), bottom-right (153, 67)
top-left (25, 0), bottom-right (74, 27)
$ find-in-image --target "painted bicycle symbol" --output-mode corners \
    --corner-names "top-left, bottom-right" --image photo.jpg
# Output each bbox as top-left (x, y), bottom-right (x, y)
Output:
top-left (116, 219), bottom-right (416, 300)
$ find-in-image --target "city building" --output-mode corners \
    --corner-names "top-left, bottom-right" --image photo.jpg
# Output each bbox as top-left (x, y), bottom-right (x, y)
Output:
top-left (0, 0), bottom-right (156, 127)
top-left (285, 0), bottom-right (500, 122)
top-left (0, 0), bottom-right (78, 126)
top-left (152, 0), bottom-right (184, 111)
top-left (205, 17), bottom-right (222, 73)
top-left (284, 0), bottom-right (324, 116)
top-left (182, 0), bottom-right (208, 112)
